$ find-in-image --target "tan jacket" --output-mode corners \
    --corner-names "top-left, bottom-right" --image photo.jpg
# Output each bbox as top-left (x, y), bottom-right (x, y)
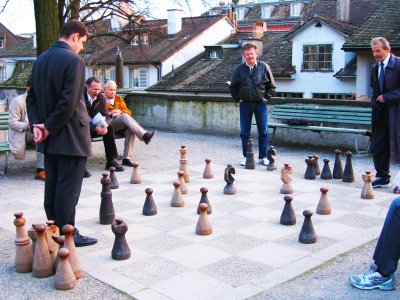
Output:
top-left (8, 92), bottom-right (29, 160)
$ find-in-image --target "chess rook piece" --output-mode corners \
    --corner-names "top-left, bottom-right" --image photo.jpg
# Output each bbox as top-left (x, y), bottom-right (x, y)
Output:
top-left (32, 224), bottom-right (53, 278)
top-left (316, 187), bottom-right (331, 215)
top-left (361, 171), bottom-right (375, 199)
top-left (143, 188), bottom-right (157, 216)
top-left (109, 166), bottom-right (119, 189)
top-left (299, 210), bottom-right (317, 244)
top-left (62, 224), bottom-right (82, 279)
top-left (266, 146), bottom-right (277, 171)
top-left (130, 162), bottom-right (142, 184)
top-left (223, 164), bottom-right (237, 195)
top-left (203, 158), bottom-right (214, 179)
top-left (332, 149), bottom-right (343, 179)
top-left (13, 212), bottom-right (33, 273)
top-left (179, 146), bottom-right (190, 183)
top-left (320, 158), bottom-right (333, 180)
top-left (177, 171), bottom-right (188, 194)
top-left (280, 163), bottom-right (293, 194)
top-left (45, 220), bottom-right (60, 264)
top-left (304, 157), bottom-right (316, 180)
top-left (171, 181), bottom-right (185, 207)
top-left (280, 196), bottom-right (296, 226)
top-left (53, 236), bottom-right (65, 272)
top-left (197, 187), bottom-right (212, 214)
top-left (342, 151), bottom-right (355, 183)
top-left (99, 173), bottom-right (115, 225)
top-left (54, 248), bottom-right (76, 290)
top-left (111, 219), bottom-right (131, 260)
top-left (28, 225), bottom-right (37, 255)
top-left (245, 139), bottom-right (256, 169)
top-left (196, 203), bottom-right (212, 235)
top-left (313, 155), bottom-right (321, 175)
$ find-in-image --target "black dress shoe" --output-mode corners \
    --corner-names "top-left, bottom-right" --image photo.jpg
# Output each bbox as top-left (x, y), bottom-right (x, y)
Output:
top-left (105, 160), bottom-right (125, 171)
top-left (122, 159), bottom-right (134, 167)
top-left (73, 229), bottom-right (97, 247)
top-left (83, 169), bottom-right (92, 178)
top-left (143, 130), bottom-right (156, 145)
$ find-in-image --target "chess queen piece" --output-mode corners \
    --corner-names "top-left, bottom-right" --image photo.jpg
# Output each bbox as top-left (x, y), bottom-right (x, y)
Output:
top-left (304, 156), bottom-right (316, 180)
top-left (280, 163), bottom-right (293, 194)
top-left (333, 149), bottom-right (343, 179)
top-left (177, 170), bottom-right (188, 194)
top-left (54, 248), bottom-right (76, 290)
top-left (316, 187), bottom-right (331, 215)
top-left (280, 196), bottom-right (296, 225)
top-left (62, 224), bottom-right (81, 279)
top-left (342, 151), bottom-right (355, 182)
top-left (45, 220), bottom-right (60, 264)
top-left (313, 155), bottom-right (321, 176)
top-left (361, 171), bottom-right (375, 199)
top-left (197, 187), bottom-right (212, 214)
top-left (179, 145), bottom-right (190, 183)
top-left (130, 162), bottom-right (142, 184)
top-left (143, 188), bottom-right (157, 216)
top-left (32, 224), bottom-right (53, 278)
top-left (13, 212), bottom-right (33, 273)
top-left (100, 173), bottom-right (115, 225)
top-left (245, 139), bottom-right (256, 169)
top-left (266, 146), bottom-right (277, 171)
top-left (109, 166), bottom-right (120, 189)
top-left (223, 164), bottom-right (237, 195)
top-left (320, 158), bottom-right (333, 180)
top-left (203, 158), bottom-right (214, 179)
top-left (299, 210), bottom-right (317, 244)
top-left (171, 181), bottom-right (185, 207)
top-left (111, 219), bottom-right (131, 260)
top-left (196, 203), bottom-right (212, 235)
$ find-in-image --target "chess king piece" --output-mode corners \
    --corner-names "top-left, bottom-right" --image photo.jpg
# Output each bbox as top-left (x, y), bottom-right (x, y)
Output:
top-left (53, 236), bottom-right (65, 272)
top-left (177, 170), bottom-right (188, 194)
top-left (45, 220), bottom-right (60, 264)
top-left (280, 196), bottom-right (296, 225)
top-left (109, 166), bottom-right (119, 189)
top-left (32, 224), bottom-right (53, 278)
top-left (171, 181), bottom-right (185, 207)
top-left (62, 224), bottom-right (82, 279)
top-left (313, 155), bottom-right (321, 175)
top-left (203, 158), bottom-right (214, 179)
top-left (13, 212), bottom-right (33, 273)
top-left (266, 146), bottom-right (277, 171)
top-left (54, 248), bottom-right (76, 290)
top-left (342, 151), bottom-right (355, 182)
top-left (196, 203), bottom-right (212, 235)
top-left (179, 145), bottom-right (190, 183)
top-left (332, 149), bottom-right (343, 179)
top-left (320, 158), bottom-right (333, 180)
top-left (28, 225), bottom-right (37, 255)
top-left (197, 187), bottom-right (212, 214)
top-left (299, 210), bottom-right (317, 244)
top-left (245, 138), bottom-right (256, 169)
top-left (143, 188), bottom-right (157, 216)
top-left (316, 187), bottom-right (331, 215)
top-left (111, 219), bottom-right (131, 260)
top-left (280, 163), bottom-right (293, 194)
top-left (100, 173), bottom-right (115, 225)
top-left (361, 171), bottom-right (375, 199)
top-left (304, 156), bottom-right (316, 180)
top-left (130, 162), bottom-right (142, 184)
top-left (223, 164), bottom-right (237, 195)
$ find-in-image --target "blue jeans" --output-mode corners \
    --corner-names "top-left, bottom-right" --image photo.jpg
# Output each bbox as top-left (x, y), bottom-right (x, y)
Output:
top-left (239, 102), bottom-right (268, 159)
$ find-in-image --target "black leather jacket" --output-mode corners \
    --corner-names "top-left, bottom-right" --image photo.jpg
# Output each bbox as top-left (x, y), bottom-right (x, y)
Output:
top-left (229, 60), bottom-right (276, 102)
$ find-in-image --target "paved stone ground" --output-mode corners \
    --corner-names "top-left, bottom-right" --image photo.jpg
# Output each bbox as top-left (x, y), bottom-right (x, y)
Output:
top-left (0, 130), bottom-right (399, 299)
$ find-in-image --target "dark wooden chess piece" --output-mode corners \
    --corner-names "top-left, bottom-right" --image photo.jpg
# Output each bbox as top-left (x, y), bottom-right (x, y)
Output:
top-left (111, 219), bottom-right (131, 260)
top-left (14, 212), bottom-right (33, 273)
top-left (130, 162), bottom-right (142, 184)
top-left (316, 187), bottom-right (331, 215)
top-left (361, 171), bottom-right (375, 199)
top-left (203, 158), bottom-right (214, 179)
top-left (342, 151), bottom-right (355, 182)
top-left (54, 248), bottom-right (76, 290)
top-left (223, 164), bottom-right (237, 195)
top-left (28, 225), bottom-right (37, 255)
top-left (143, 188), bottom-right (157, 216)
top-left (196, 203), bottom-right (212, 235)
top-left (313, 155), bottom-right (321, 175)
top-left (32, 224), bottom-right (53, 278)
top-left (320, 158), bottom-right (333, 180)
top-left (45, 220), bottom-right (60, 264)
top-left (197, 187), bottom-right (212, 214)
top-left (280, 196), bottom-right (296, 226)
top-left (100, 173), bottom-right (115, 225)
top-left (53, 236), bottom-right (65, 272)
top-left (266, 146), bottom-right (277, 171)
top-left (245, 139), bottom-right (256, 169)
top-left (171, 181), bottom-right (185, 207)
top-left (280, 163), bottom-right (293, 194)
top-left (304, 157), bottom-right (316, 180)
top-left (62, 224), bottom-right (81, 279)
top-left (177, 171), bottom-right (188, 194)
top-left (179, 145), bottom-right (190, 183)
top-left (333, 149), bottom-right (343, 179)
top-left (299, 210), bottom-right (317, 244)
top-left (109, 166), bottom-right (119, 189)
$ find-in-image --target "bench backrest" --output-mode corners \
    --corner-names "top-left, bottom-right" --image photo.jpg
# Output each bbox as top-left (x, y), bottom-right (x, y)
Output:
top-left (0, 112), bottom-right (8, 131)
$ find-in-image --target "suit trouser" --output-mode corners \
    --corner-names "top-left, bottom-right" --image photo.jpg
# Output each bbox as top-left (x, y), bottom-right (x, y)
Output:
top-left (373, 197), bottom-right (400, 275)
top-left (91, 126), bottom-right (118, 161)
top-left (372, 107), bottom-right (391, 180)
top-left (44, 154), bottom-right (87, 229)
top-left (109, 114), bottom-right (146, 160)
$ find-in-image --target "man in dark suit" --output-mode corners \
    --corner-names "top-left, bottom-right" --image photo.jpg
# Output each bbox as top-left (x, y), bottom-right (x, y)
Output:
top-left (26, 20), bottom-right (97, 247)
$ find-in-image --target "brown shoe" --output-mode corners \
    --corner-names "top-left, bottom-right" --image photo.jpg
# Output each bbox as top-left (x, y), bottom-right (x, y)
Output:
top-left (143, 131), bottom-right (156, 145)
top-left (35, 170), bottom-right (46, 181)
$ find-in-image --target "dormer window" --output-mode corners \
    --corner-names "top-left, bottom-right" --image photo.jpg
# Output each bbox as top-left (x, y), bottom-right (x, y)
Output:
top-left (0, 37), bottom-right (5, 49)
top-left (261, 5), bottom-right (274, 19)
top-left (235, 7), bottom-right (244, 20)
top-left (290, 2), bottom-right (304, 17)
top-left (142, 33), bottom-right (149, 45)
top-left (130, 34), bottom-right (149, 46)
top-left (131, 35), bottom-right (139, 45)
top-left (204, 46), bottom-right (223, 60)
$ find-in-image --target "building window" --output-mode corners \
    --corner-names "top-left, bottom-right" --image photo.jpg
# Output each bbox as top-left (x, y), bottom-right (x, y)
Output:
top-left (261, 5), bottom-right (274, 19)
top-left (312, 93), bottom-right (353, 100)
top-left (303, 44), bottom-right (333, 71)
top-left (142, 34), bottom-right (149, 45)
top-left (235, 7), bottom-right (244, 20)
top-left (290, 3), bottom-right (304, 17)
top-left (209, 49), bottom-right (222, 59)
top-left (131, 35), bottom-right (139, 45)
top-left (110, 68), bottom-right (115, 81)
top-left (129, 68), bottom-right (148, 88)
top-left (131, 34), bottom-right (149, 46)
top-left (0, 37), bottom-right (5, 49)
top-left (92, 68), bottom-right (98, 77)
top-left (0, 66), bottom-right (6, 82)
top-left (275, 92), bottom-right (303, 98)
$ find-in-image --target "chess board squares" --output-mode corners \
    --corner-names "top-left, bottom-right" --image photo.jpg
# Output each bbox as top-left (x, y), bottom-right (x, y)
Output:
top-left (168, 224), bottom-right (229, 243)
top-left (138, 214), bottom-right (194, 232)
top-left (75, 231), bottom-right (114, 254)
top-left (212, 214), bottom-right (259, 231)
top-left (0, 200), bottom-right (35, 214)
top-left (190, 163), bottom-right (226, 173)
top-left (314, 222), bottom-right (366, 241)
top-left (332, 213), bottom-right (383, 229)
top-left (237, 221), bottom-right (297, 242)
top-left (203, 232), bottom-right (267, 255)
top-left (135, 233), bottom-right (191, 255)
top-left (235, 206), bottom-right (282, 222)
top-left (211, 199), bottom-right (255, 214)
top-left (131, 288), bottom-right (172, 300)
top-left (275, 233), bottom-right (339, 253)
top-left (101, 222), bottom-right (161, 242)
top-left (234, 192), bottom-right (283, 206)
top-left (357, 204), bottom-right (390, 219)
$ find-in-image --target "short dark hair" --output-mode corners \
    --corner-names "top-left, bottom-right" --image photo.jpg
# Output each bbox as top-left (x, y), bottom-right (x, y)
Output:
top-left (60, 19), bottom-right (89, 39)
top-left (85, 76), bottom-right (101, 87)
top-left (242, 43), bottom-right (257, 52)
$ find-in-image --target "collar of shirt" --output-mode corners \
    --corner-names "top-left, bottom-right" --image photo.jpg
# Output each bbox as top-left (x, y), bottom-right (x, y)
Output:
top-left (87, 93), bottom-right (96, 106)
top-left (379, 54), bottom-right (391, 76)
top-left (246, 61), bottom-right (257, 72)
top-left (107, 98), bottom-right (115, 106)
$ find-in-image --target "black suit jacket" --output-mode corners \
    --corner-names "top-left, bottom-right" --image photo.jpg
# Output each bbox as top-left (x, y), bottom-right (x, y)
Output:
top-left (83, 91), bottom-right (112, 133)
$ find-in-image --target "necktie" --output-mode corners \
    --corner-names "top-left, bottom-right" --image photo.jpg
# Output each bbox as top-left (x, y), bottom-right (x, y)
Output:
top-left (379, 62), bottom-right (385, 92)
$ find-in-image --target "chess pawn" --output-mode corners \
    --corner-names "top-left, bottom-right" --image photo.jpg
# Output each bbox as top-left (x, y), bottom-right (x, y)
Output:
top-left (196, 203), bottom-right (212, 235)
top-left (266, 146), bottom-right (277, 171)
top-left (179, 146), bottom-right (190, 183)
top-left (361, 171), bottom-right (375, 199)
top-left (342, 151), bottom-right (355, 183)
top-left (143, 188), bottom-right (157, 216)
top-left (111, 219), bottom-right (131, 260)
top-left (109, 166), bottom-right (119, 189)
top-left (320, 158), bottom-right (333, 180)
top-left (223, 164), bottom-right (237, 195)
top-left (333, 149), bottom-right (343, 179)
top-left (280, 163), bottom-right (293, 194)
top-left (180, 145), bottom-right (187, 160)
top-left (304, 157), bottom-right (316, 180)
top-left (32, 224), bottom-right (53, 278)
top-left (245, 139), bottom-right (256, 169)
top-left (54, 248), bottom-right (76, 290)
top-left (316, 187), bottom-right (331, 215)
top-left (28, 225), bottom-right (37, 255)
top-left (313, 155), bottom-right (321, 176)
top-left (280, 196), bottom-right (296, 226)
top-left (62, 224), bottom-right (82, 279)
top-left (299, 210), bottom-right (317, 244)
top-left (130, 162), bottom-right (142, 184)
top-left (45, 220), bottom-right (60, 264)
top-left (177, 171), bottom-right (188, 194)
top-left (197, 187), bottom-right (212, 214)
top-left (100, 173), bottom-right (115, 225)
top-left (13, 212), bottom-right (33, 273)
top-left (203, 158), bottom-right (214, 179)
top-left (53, 236), bottom-right (65, 272)
top-left (171, 181), bottom-right (185, 207)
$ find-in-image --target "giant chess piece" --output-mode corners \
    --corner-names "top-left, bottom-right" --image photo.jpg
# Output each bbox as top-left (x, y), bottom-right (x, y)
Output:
top-left (179, 145), bottom-right (190, 183)
top-left (177, 170), bottom-right (188, 194)
top-left (280, 196), bottom-right (296, 226)
top-left (32, 224), bottom-right (53, 278)
top-left (53, 236), bottom-right (65, 272)
top-left (111, 219), bottom-right (131, 260)
top-left (245, 139), bottom-right (256, 169)
top-left (332, 149), bottom-right (343, 179)
top-left (313, 155), bottom-right (321, 176)
top-left (99, 173), bottom-right (115, 225)
top-left (223, 164), bottom-right (237, 195)
top-left (109, 166), bottom-right (119, 189)
top-left (280, 163), bottom-right (293, 194)
top-left (13, 212), bottom-right (33, 273)
top-left (203, 158), bottom-right (214, 179)
top-left (342, 151), bottom-right (355, 183)
top-left (143, 188), bottom-right (157, 216)
top-left (304, 156), bottom-right (316, 180)
top-left (130, 162), bottom-right (142, 184)
top-left (316, 187), bottom-right (331, 215)
top-left (196, 203), bottom-right (212, 235)
top-left (45, 220), bottom-right (60, 264)
top-left (197, 187), bottom-right (212, 214)
top-left (28, 225), bottom-right (37, 255)
top-left (54, 248), bottom-right (76, 290)
top-left (266, 146), bottom-right (277, 171)
top-left (62, 224), bottom-right (82, 279)
top-left (361, 171), bottom-right (375, 199)
top-left (299, 210), bottom-right (317, 244)
top-left (320, 158), bottom-right (333, 180)
top-left (171, 181), bottom-right (185, 207)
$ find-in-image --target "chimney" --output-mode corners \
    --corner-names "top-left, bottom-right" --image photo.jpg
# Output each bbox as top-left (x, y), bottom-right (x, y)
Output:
top-left (167, 9), bottom-right (183, 39)
top-left (337, 0), bottom-right (350, 22)
top-left (252, 21), bottom-right (264, 40)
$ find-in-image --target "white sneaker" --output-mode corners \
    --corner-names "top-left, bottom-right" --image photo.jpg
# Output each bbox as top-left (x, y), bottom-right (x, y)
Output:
top-left (240, 157), bottom-right (246, 166)
top-left (259, 158), bottom-right (268, 166)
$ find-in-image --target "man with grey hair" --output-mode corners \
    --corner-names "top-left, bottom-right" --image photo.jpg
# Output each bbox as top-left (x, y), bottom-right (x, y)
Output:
top-left (103, 80), bottom-right (155, 166)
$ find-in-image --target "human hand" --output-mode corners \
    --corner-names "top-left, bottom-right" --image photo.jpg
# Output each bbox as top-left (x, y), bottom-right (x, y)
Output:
top-left (377, 95), bottom-right (384, 103)
top-left (33, 124), bottom-right (49, 142)
top-left (95, 125), bottom-right (107, 135)
top-left (111, 109), bottom-right (121, 117)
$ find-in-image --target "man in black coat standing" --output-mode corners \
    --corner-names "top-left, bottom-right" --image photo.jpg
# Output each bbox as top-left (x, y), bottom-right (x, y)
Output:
top-left (27, 20), bottom-right (97, 247)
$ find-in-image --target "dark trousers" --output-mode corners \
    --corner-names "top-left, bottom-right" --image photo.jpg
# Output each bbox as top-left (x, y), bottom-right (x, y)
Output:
top-left (372, 108), bottom-right (391, 180)
top-left (373, 197), bottom-right (400, 275)
top-left (91, 126), bottom-right (118, 161)
top-left (44, 154), bottom-right (87, 229)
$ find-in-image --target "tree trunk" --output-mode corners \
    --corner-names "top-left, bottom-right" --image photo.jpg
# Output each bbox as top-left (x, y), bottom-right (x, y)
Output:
top-left (34, 0), bottom-right (60, 55)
